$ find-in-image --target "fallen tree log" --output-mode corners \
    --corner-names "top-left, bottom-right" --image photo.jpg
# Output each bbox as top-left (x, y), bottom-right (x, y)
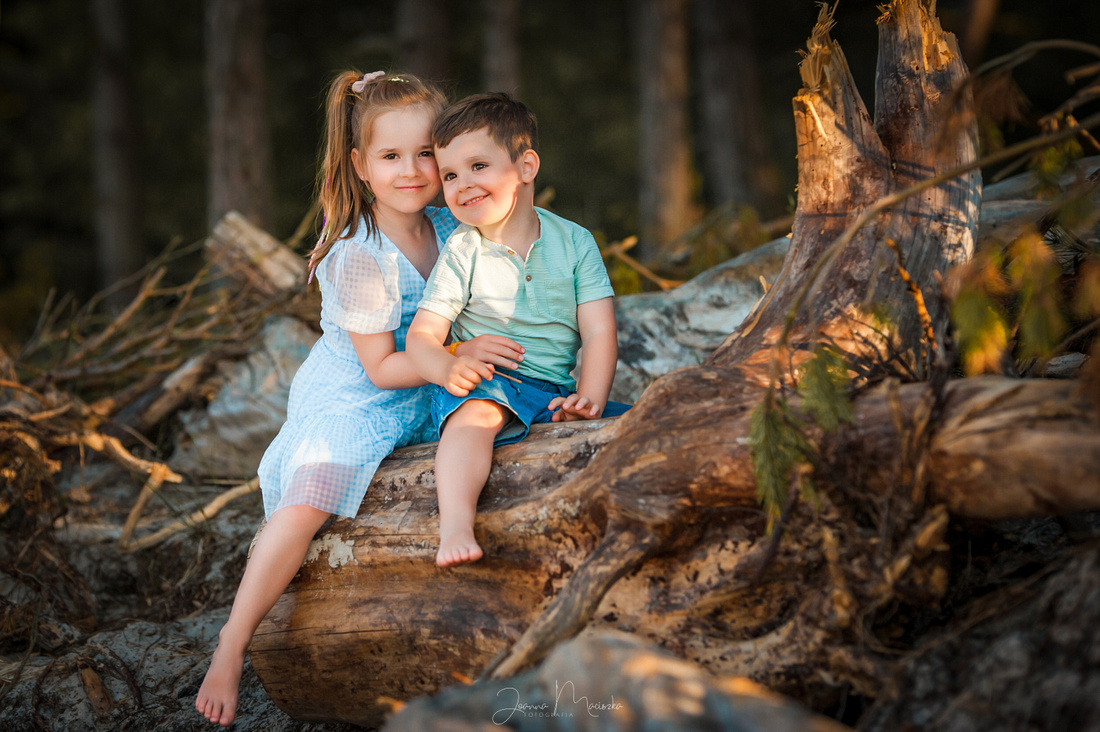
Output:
top-left (250, 375), bottom-right (1100, 725)
top-left (249, 1), bottom-right (1100, 727)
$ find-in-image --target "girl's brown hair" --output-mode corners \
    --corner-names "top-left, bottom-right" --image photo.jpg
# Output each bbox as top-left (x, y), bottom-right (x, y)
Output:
top-left (309, 71), bottom-right (447, 272)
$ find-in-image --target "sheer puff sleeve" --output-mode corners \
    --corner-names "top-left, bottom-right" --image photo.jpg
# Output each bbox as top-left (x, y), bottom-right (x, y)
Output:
top-left (320, 238), bottom-right (402, 334)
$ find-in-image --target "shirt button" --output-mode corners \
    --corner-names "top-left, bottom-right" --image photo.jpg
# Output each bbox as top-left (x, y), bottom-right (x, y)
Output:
top-left (525, 275), bottom-right (532, 281)
top-left (507, 249), bottom-right (515, 255)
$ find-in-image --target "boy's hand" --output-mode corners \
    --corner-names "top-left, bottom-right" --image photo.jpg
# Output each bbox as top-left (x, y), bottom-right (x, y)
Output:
top-left (455, 335), bottom-right (525, 372)
top-left (548, 393), bottom-right (603, 422)
top-left (444, 355), bottom-right (496, 397)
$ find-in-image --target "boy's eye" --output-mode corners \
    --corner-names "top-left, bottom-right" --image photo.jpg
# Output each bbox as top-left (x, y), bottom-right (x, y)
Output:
top-left (472, 162), bottom-right (487, 171)
top-left (442, 172), bottom-right (456, 181)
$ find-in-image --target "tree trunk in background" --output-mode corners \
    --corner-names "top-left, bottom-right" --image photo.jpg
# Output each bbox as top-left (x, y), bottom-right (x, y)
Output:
top-left (91, 0), bottom-right (142, 294)
top-left (694, 0), bottom-right (782, 215)
top-left (396, 0), bottom-right (451, 82)
top-left (961, 0), bottom-right (1001, 66)
top-left (636, 0), bottom-right (698, 261)
top-left (206, 0), bottom-right (273, 231)
top-left (482, 0), bottom-right (521, 95)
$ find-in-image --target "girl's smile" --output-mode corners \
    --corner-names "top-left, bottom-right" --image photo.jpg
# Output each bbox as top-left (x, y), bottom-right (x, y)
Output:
top-left (351, 105), bottom-right (441, 217)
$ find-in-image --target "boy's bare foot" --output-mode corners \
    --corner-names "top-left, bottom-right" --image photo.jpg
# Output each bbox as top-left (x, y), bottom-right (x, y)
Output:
top-left (195, 642), bottom-right (245, 726)
top-left (436, 529), bottom-right (484, 567)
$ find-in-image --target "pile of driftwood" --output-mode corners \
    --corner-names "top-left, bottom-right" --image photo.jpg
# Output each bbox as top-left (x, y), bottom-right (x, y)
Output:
top-left (0, 214), bottom-right (318, 551)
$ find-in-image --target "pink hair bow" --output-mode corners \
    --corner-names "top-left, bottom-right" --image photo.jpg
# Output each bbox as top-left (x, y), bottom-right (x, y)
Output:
top-left (351, 71), bottom-right (386, 93)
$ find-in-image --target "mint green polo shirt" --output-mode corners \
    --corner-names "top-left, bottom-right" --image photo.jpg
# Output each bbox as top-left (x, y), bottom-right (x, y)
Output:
top-left (417, 207), bottom-right (614, 389)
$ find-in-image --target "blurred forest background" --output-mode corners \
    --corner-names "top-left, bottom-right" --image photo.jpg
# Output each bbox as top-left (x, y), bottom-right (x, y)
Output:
top-left (2, 0), bottom-right (1097, 351)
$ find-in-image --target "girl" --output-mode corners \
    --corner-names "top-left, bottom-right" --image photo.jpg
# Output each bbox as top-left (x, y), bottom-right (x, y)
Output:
top-left (195, 71), bottom-right (524, 727)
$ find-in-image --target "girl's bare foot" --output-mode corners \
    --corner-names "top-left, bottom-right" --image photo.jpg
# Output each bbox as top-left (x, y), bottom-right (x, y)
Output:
top-left (195, 642), bottom-right (245, 726)
top-left (436, 528), bottom-right (483, 567)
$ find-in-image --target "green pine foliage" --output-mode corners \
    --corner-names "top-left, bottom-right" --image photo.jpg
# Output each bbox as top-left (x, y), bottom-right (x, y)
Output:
top-left (797, 344), bottom-right (855, 431)
top-left (750, 345), bottom-right (856, 526)
top-left (749, 392), bottom-right (811, 526)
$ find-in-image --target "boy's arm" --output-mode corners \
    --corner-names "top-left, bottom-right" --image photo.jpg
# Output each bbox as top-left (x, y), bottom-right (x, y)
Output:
top-left (407, 309), bottom-right (497, 397)
top-left (349, 331), bottom-right (428, 390)
top-left (550, 297), bottom-right (617, 421)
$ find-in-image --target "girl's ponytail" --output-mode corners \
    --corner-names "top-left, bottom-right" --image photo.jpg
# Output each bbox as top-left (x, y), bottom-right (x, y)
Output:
top-left (309, 71), bottom-right (447, 275)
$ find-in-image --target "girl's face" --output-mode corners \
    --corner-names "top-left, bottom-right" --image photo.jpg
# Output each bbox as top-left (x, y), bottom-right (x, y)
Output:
top-left (351, 105), bottom-right (441, 217)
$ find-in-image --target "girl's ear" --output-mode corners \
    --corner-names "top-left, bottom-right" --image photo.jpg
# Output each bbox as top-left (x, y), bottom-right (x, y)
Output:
top-left (520, 149), bottom-right (540, 183)
top-left (351, 148), bottom-right (369, 183)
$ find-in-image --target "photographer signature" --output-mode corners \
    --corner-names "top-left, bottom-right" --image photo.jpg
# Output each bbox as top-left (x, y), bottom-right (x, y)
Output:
top-left (493, 681), bottom-right (623, 725)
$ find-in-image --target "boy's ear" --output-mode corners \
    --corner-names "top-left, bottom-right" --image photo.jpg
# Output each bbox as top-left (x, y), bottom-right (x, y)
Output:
top-left (520, 149), bottom-right (540, 183)
top-left (351, 148), bottom-right (368, 182)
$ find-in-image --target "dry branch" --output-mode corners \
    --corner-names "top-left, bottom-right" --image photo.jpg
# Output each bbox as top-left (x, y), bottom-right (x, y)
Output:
top-left (119, 478), bottom-right (259, 553)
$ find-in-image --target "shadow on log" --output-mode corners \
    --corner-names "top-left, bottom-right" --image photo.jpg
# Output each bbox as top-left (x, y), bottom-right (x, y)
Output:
top-left (250, 1), bottom-right (1100, 727)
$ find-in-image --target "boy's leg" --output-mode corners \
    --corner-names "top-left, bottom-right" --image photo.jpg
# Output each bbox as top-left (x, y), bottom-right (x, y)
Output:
top-left (434, 398), bottom-right (508, 567)
top-left (196, 503), bottom-right (329, 726)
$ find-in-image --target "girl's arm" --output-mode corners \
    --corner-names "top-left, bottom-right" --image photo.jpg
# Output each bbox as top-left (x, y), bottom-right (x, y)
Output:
top-left (349, 331), bottom-right (427, 389)
top-left (549, 297), bottom-right (618, 421)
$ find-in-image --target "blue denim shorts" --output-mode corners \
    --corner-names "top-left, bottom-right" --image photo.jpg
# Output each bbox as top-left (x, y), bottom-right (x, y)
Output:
top-left (430, 370), bottom-right (631, 446)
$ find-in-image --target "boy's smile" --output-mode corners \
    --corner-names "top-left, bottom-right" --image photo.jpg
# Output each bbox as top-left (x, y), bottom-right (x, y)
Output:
top-left (435, 128), bottom-right (539, 244)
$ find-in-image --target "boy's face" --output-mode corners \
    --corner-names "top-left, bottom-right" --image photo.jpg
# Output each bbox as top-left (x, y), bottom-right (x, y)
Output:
top-left (435, 128), bottom-right (536, 234)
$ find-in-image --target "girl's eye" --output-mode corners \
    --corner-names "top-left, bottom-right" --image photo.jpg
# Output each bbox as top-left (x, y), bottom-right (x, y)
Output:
top-left (383, 153), bottom-right (397, 160)
top-left (419, 150), bottom-right (434, 158)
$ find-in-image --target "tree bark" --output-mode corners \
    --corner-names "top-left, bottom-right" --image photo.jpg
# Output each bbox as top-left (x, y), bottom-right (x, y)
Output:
top-left (91, 0), bottom-right (142, 295)
top-left (961, 0), bottom-right (1001, 66)
top-left (635, 0), bottom-right (698, 260)
top-left (693, 0), bottom-right (781, 214)
top-left (206, 0), bottom-right (273, 231)
top-left (395, 0), bottom-right (452, 82)
top-left (482, 0), bottom-right (521, 95)
top-left (248, 1), bottom-right (1097, 727)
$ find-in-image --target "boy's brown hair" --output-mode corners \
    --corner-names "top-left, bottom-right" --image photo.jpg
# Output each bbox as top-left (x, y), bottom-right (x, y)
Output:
top-left (431, 92), bottom-right (538, 161)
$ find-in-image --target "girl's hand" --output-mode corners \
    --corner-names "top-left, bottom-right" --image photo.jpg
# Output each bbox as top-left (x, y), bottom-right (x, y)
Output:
top-left (548, 393), bottom-right (602, 422)
top-left (455, 335), bottom-right (525, 372)
top-left (444, 355), bottom-right (496, 397)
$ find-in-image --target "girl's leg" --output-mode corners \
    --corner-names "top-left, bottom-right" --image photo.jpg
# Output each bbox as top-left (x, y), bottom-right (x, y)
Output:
top-left (195, 503), bottom-right (329, 726)
top-left (434, 399), bottom-right (507, 567)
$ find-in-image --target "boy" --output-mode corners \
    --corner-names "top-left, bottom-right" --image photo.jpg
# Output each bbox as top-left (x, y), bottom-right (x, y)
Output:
top-left (406, 93), bottom-right (627, 568)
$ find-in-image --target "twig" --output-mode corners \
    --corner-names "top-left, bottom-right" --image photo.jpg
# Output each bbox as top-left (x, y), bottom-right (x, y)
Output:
top-left (972, 39), bottom-right (1100, 79)
top-left (284, 199), bottom-right (321, 251)
top-left (0, 380), bottom-right (46, 403)
top-left (885, 238), bottom-right (937, 364)
top-left (120, 478), bottom-right (260, 553)
top-left (51, 432), bottom-right (182, 483)
top-left (601, 236), bottom-right (684, 291)
top-left (118, 464), bottom-right (172, 548)
top-left (1052, 316), bottom-right (1100, 354)
top-left (749, 473), bottom-right (802, 585)
top-left (59, 267), bottom-right (167, 370)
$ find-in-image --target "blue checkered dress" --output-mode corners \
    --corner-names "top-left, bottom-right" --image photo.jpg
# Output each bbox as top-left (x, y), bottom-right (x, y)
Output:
top-left (258, 207), bottom-right (458, 518)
